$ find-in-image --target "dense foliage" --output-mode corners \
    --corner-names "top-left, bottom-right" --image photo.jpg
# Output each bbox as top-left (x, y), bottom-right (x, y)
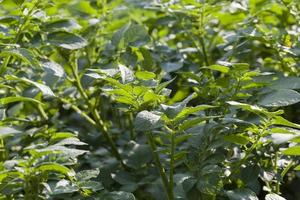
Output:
top-left (0, 0), bottom-right (300, 199)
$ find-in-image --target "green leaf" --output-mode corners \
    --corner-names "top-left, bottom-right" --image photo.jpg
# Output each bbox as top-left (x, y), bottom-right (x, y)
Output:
top-left (224, 134), bottom-right (250, 145)
top-left (227, 101), bottom-right (275, 116)
top-left (23, 78), bottom-right (55, 97)
top-left (126, 143), bottom-right (152, 169)
top-left (112, 22), bottom-right (150, 48)
top-left (75, 168), bottom-right (100, 181)
top-left (6, 75), bottom-right (55, 97)
top-left (271, 133), bottom-right (300, 144)
top-left (34, 145), bottom-right (88, 158)
top-left (47, 31), bottom-right (88, 50)
top-left (50, 132), bottom-right (76, 141)
top-left (179, 116), bottom-right (219, 131)
top-left (294, 165), bottom-right (300, 170)
top-left (134, 110), bottom-right (161, 131)
top-left (161, 62), bottom-right (183, 73)
top-left (53, 138), bottom-right (87, 146)
top-left (49, 179), bottom-right (78, 195)
top-left (259, 89), bottom-right (300, 107)
top-left (12, 0), bottom-right (24, 5)
top-left (265, 194), bottom-right (286, 200)
top-left (135, 71), bottom-right (156, 80)
top-left (270, 77), bottom-right (300, 90)
top-left (0, 126), bottom-right (21, 138)
top-left (271, 116), bottom-right (300, 129)
top-left (0, 96), bottom-right (42, 105)
top-left (139, 47), bottom-right (154, 71)
top-left (119, 64), bottom-right (134, 84)
top-left (45, 19), bottom-right (81, 31)
top-left (197, 174), bottom-right (223, 196)
top-left (36, 163), bottom-right (74, 177)
top-left (226, 189), bottom-right (259, 200)
top-left (78, 181), bottom-right (103, 192)
top-left (174, 105), bottom-right (215, 122)
top-left (113, 171), bottom-right (136, 186)
top-left (161, 93), bottom-right (198, 119)
top-left (204, 65), bottom-right (230, 73)
top-left (102, 191), bottom-right (135, 200)
top-left (123, 23), bottom-right (150, 47)
top-left (282, 146), bottom-right (300, 156)
top-left (155, 77), bottom-right (176, 94)
top-left (43, 61), bottom-right (65, 78)
top-left (270, 128), bottom-right (300, 144)
top-left (0, 48), bottom-right (39, 66)
top-left (77, 1), bottom-right (97, 15)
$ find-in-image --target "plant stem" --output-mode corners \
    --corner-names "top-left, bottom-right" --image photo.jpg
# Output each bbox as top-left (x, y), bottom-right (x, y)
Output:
top-left (146, 131), bottom-right (171, 200)
top-left (199, 37), bottom-right (209, 66)
top-left (275, 151), bottom-right (280, 193)
top-left (281, 161), bottom-right (294, 178)
top-left (60, 98), bottom-right (96, 126)
top-left (0, 1), bottom-right (39, 76)
top-left (199, 4), bottom-right (209, 66)
top-left (0, 138), bottom-right (7, 161)
top-left (0, 56), bottom-right (10, 76)
top-left (128, 112), bottom-right (135, 140)
top-left (69, 57), bottom-right (127, 169)
top-left (169, 131), bottom-right (175, 200)
top-left (37, 104), bottom-right (48, 121)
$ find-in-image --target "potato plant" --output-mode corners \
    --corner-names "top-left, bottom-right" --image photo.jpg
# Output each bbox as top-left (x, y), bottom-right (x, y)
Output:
top-left (0, 0), bottom-right (300, 200)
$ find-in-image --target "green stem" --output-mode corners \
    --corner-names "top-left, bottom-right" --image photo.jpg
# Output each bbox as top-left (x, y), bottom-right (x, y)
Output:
top-left (229, 122), bottom-right (269, 180)
top-left (0, 138), bottom-right (7, 161)
top-left (169, 131), bottom-right (175, 200)
top-left (199, 37), bottom-right (209, 66)
top-left (0, 56), bottom-right (10, 76)
top-left (0, 1), bottom-right (39, 76)
top-left (60, 98), bottom-right (96, 126)
top-left (70, 57), bottom-right (127, 169)
top-left (128, 113), bottom-right (135, 140)
top-left (61, 97), bottom-right (128, 170)
top-left (275, 151), bottom-right (280, 193)
top-left (146, 131), bottom-right (171, 200)
top-left (199, 4), bottom-right (209, 66)
top-left (281, 161), bottom-right (295, 178)
top-left (37, 104), bottom-right (48, 121)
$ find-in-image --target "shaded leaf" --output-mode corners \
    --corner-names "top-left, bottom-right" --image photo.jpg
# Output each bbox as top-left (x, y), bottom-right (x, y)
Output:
top-left (123, 23), bottom-right (150, 47)
top-left (43, 61), bottom-right (65, 78)
top-left (270, 77), bottom-right (300, 90)
top-left (161, 62), bottom-right (183, 73)
top-left (0, 48), bottom-right (39, 66)
top-left (0, 96), bottom-right (42, 105)
top-left (45, 19), bottom-right (81, 31)
top-left (265, 194), bottom-right (286, 200)
top-left (47, 31), bottom-right (88, 50)
top-left (259, 89), bottom-right (300, 107)
top-left (103, 191), bottom-right (135, 200)
top-left (76, 168), bottom-right (100, 181)
top-left (134, 111), bottom-right (161, 131)
top-left (36, 163), bottom-right (74, 177)
top-left (21, 78), bottom-right (55, 97)
top-left (226, 188), bottom-right (259, 200)
top-left (119, 64), bottom-right (134, 84)
top-left (0, 126), bottom-right (21, 138)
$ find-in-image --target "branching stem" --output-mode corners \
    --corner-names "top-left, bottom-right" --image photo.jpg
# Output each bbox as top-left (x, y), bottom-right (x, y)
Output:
top-left (146, 131), bottom-right (172, 200)
top-left (69, 56), bottom-right (127, 169)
